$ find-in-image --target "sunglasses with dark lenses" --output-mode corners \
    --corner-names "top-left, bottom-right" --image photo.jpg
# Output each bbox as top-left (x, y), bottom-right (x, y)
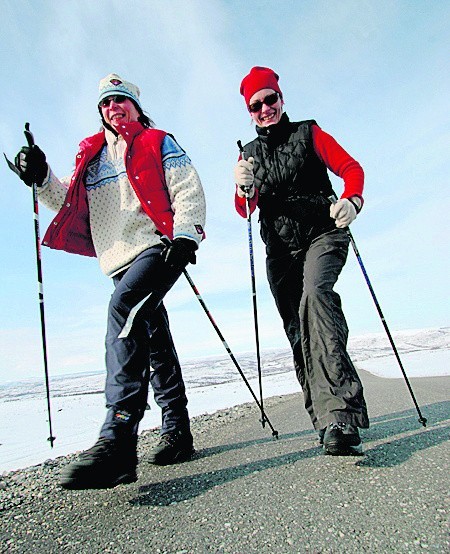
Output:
top-left (248, 92), bottom-right (280, 113)
top-left (99, 94), bottom-right (128, 108)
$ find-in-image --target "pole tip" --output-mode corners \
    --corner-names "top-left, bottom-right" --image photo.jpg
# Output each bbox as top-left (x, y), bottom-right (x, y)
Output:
top-left (48, 435), bottom-right (56, 448)
top-left (419, 417), bottom-right (427, 427)
top-left (272, 430), bottom-right (279, 440)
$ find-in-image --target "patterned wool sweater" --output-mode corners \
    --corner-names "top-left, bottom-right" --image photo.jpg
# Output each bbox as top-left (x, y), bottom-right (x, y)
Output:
top-left (39, 128), bottom-right (206, 277)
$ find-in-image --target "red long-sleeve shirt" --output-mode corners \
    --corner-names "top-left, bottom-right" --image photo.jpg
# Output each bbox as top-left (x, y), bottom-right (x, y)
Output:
top-left (235, 124), bottom-right (364, 217)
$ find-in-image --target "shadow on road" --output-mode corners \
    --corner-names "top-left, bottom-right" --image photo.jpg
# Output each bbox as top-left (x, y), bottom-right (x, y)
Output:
top-left (193, 427), bottom-right (315, 460)
top-left (357, 400), bottom-right (449, 467)
top-left (131, 443), bottom-right (321, 506)
top-left (130, 400), bottom-right (449, 506)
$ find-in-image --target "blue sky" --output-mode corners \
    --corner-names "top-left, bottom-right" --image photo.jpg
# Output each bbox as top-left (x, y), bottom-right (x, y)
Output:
top-left (0, 0), bottom-right (448, 384)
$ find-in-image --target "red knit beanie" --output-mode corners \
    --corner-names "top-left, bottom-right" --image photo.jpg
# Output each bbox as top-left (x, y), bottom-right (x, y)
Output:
top-left (240, 66), bottom-right (282, 107)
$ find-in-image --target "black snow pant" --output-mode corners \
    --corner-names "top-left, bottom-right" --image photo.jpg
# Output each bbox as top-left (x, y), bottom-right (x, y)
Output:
top-left (100, 245), bottom-right (190, 441)
top-left (266, 228), bottom-right (369, 431)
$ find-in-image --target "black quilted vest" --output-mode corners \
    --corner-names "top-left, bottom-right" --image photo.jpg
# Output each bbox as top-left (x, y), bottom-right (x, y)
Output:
top-left (241, 114), bottom-right (336, 255)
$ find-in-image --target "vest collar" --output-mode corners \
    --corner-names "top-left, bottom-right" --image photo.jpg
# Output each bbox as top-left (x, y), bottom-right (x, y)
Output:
top-left (255, 112), bottom-right (291, 139)
top-left (105, 121), bottom-right (146, 146)
top-left (78, 121), bottom-right (145, 154)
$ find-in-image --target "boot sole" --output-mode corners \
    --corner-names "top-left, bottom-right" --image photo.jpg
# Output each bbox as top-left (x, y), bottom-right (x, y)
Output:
top-left (148, 448), bottom-right (195, 466)
top-left (59, 471), bottom-right (138, 490)
top-left (323, 442), bottom-right (363, 456)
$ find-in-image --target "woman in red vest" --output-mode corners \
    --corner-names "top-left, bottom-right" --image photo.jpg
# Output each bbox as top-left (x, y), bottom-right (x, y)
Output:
top-left (234, 67), bottom-right (369, 456)
top-left (14, 73), bottom-right (206, 489)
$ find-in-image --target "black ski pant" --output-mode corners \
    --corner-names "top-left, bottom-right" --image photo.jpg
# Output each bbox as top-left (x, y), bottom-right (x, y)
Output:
top-left (100, 246), bottom-right (190, 441)
top-left (266, 228), bottom-right (369, 431)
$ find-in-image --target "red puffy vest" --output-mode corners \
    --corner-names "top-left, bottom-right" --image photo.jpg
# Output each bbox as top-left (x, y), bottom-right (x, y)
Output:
top-left (42, 122), bottom-right (173, 257)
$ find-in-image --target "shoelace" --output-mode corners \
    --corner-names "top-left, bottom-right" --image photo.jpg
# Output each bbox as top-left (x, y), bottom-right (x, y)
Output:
top-left (329, 422), bottom-right (347, 431)
top-left (158, 433), bottom-right (179, 447)
top-left (80, 437), bottom-right (114, 460)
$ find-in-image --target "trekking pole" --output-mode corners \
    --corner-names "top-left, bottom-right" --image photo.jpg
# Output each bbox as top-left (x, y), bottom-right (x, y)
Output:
top-left (329, 193), bottom-right (427, 427)
top-left (4, 123), bottom-right (56, 446)
top-left (237, 140), bottom-right (265, 428)
top-left (160, 236), bottom-right (278, 438)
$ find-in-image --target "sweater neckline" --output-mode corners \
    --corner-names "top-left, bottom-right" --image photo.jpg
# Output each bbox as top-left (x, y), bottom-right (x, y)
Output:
top-left (105, 127), bottom-right (125, 146)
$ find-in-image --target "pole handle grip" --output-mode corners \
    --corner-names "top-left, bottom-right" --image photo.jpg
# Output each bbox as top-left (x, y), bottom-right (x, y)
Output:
top-left (3, 123), bottom-right (36, 181)
top-left (3, 123), bottom-right (36, 178)
top-left (24, 122), bottom-right (35, 148)
top-left (155, 231), bottom-right (171, 247)
top-left (237, 140), bottom-right (253, 199)
top-left (328, 193), bottom-right (338, 205)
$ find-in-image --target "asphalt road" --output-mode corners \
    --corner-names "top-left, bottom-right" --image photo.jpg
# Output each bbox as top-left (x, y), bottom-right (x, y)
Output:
top-left (1, 370), bottom-right (449, 553)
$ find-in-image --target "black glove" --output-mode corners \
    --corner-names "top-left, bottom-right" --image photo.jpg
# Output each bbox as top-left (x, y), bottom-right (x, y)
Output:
top-left (162, 238), bottom-right (197, 272)
top-left (14, 145), bottom-right (48, 187)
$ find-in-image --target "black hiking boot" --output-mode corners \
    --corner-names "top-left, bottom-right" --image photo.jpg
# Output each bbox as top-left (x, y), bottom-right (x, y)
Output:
top-left (147, 429), bottom-right (195, 465)
top-left (323, 422), bottom-right (363, 456)
top-left (59, 437), bottom-right (138, 490)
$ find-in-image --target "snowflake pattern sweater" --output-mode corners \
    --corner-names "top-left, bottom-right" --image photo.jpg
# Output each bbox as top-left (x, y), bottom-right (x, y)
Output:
top-left (39, 128), bottom-right (206, 277)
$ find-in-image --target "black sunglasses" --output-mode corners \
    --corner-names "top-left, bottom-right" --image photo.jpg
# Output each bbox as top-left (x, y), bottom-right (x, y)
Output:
top-left (99, 94), bottom-right (128, 108)
top-left (248, 92), bottom-right (280, 113)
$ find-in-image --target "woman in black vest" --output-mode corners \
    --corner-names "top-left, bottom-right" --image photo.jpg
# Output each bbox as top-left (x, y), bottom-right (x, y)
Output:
top-left (234, 66), bottom-right (369, 455)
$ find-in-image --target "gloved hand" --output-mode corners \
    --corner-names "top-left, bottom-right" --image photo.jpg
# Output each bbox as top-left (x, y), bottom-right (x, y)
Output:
top-left (234, 157), bottom-right (255, 198)
top-left (330, 198), bottom-right (360, 228)
top-left (14, 145), bottom-right (48, 187)
top-left (162, 238), bottom-right (198, 272)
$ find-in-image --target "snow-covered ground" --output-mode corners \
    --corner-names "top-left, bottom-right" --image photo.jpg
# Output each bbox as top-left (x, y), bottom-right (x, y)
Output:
top-left (0, 327), bottom-right (448, 473)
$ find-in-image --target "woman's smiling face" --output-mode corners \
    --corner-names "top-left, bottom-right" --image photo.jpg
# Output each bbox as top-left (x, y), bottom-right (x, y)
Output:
top-left (248, 88), bottom-right (283, 127)
top-left (100, 96), bottom-right (140, 132)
